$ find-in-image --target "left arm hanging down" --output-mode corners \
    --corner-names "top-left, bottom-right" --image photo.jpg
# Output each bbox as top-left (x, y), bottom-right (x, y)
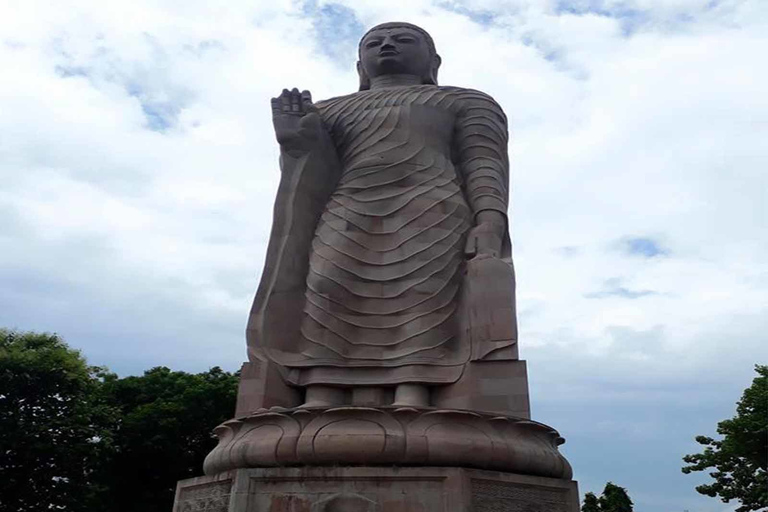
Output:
top-left (453, 89), bottom-right (511, 259)
top-left (454, 89), bottom-right (517, 360)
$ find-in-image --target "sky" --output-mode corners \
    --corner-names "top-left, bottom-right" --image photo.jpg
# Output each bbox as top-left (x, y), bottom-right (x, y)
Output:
top-left (0, 0), bottom-right (766, 510)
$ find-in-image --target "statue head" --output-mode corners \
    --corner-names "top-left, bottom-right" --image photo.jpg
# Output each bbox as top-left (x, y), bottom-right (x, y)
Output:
top-left (357, 22), bottom-right (441, 91)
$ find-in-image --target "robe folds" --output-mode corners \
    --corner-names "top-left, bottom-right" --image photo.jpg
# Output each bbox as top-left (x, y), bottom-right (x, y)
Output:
top-left (255, 85), bottom-right (511, 386)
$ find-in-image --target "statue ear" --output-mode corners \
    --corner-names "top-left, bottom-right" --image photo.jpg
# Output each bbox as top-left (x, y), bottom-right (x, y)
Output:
top-left (426, 53), bottom-right (441, 86)
top-left (357, 61), bottom-right (370, 91)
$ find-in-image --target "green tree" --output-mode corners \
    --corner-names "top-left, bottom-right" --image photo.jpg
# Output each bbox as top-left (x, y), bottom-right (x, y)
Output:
top-left (1, 329), bottom-right (239, 511)
top-left (598, 482), bottom-right (633, 512)
top-left (682, 365), bottom-right (768, 512)
top-left (99, 365), bottom-right (238, 512)
top-left (582, 491), bottom-right (601, 512)
top-left (0, 329), bottom-right (115, 512)
top-left (580, 483), bottom-right (633, 512)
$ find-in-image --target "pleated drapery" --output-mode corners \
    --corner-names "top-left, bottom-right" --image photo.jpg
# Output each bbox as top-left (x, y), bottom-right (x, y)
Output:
top-left (281, 85), bottom-right (509, 386)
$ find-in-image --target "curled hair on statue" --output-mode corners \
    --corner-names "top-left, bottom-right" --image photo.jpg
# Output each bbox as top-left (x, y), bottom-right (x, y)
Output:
top-left (357, 22), bottom-right (441, 91)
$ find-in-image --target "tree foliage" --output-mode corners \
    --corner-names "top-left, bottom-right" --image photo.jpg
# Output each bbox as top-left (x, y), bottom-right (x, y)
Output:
top-left (598, 482), bottom-right (634, 512)
top-left (581, 483), bottom-right (633, 512)
top-left (99, 365), bottom-right (238, 512)
top-left (682, 365), bottom-right (768, 512)
top-left (0, 329), bottom-right (115, 512)
top-left (0, 329), bottom-right (238, 512)
top-left (582, 491), bottom-right (600, 512)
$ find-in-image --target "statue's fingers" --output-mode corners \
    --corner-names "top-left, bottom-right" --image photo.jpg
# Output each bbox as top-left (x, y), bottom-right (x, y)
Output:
top-left (280, 89), bottom-right (292, 112)
top-left (301, 90), bottom-right (315, 112)
top-left (290, 88), bottom-right (301, 112)
top-left (464, 232), bottom-right (478, 257)
top-left (270, 98), bottom-right (281, 116)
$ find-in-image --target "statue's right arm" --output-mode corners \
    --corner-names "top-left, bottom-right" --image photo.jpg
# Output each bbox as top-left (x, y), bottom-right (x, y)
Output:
top-left (272, 87), bottom-right (338, 163)
top-left (248, 89), bottom-right (339, 359)
top-left (270, 88), bottom-right (340, 204)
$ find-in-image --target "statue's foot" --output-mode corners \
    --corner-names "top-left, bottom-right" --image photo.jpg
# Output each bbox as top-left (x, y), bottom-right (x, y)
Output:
top-left (299, 385), bottom-right (345, 408)
top-left (392, 383), bottom-right (430, 407)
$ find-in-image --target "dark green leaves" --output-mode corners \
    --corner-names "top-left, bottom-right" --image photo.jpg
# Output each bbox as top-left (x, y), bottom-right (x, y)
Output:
top-left (682, 365), bottom-right (768, 512)
top-left (98, 365), bottom-right (238, 511)
top-left (581, 491), bottom-right (600, 512)
top-left (0, 329), bottom-right (115, 511)
top-left (0, 329), bottom-right (238, 512)
top-left (581, 483), bottom-right (633, 512)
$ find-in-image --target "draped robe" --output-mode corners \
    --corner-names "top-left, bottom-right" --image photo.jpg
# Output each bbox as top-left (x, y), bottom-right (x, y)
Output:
top-left (253, 85), bottom-right (511, 387)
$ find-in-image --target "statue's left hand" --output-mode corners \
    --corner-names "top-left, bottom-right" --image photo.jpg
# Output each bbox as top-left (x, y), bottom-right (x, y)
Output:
top-left (465, 210), bottom-right (505, 258)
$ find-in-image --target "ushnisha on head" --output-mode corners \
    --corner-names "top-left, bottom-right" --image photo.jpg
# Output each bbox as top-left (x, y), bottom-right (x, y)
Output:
top-left (357, 22), bottom-right (442, 91)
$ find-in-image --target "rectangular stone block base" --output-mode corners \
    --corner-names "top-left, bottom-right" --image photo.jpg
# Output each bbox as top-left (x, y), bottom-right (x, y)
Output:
top-left (173, 467), bottom-right (579, 512)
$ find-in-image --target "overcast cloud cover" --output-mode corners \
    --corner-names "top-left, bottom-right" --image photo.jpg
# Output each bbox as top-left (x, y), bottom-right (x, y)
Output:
top-left (1, 0), bottom-right (766, 510)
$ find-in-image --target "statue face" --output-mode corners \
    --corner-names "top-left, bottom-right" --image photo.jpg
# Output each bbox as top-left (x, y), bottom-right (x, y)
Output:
top-left (359, 27), bottom-right (433, 79)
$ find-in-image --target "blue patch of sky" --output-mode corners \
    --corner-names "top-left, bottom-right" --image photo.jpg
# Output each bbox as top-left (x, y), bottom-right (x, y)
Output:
top-left (435, 1), bottom-right (497, 26)
top-left (585, 277), bottom-right (657, 299)
top-left (54, 65), bottom-right (89, 78)
top-left (123, 81), bottom-right (179, 132)
top-left (56, 66), bottom-right (181, 133)
top-left (621, 236), bottom-right (668, 258)
top-left (521, 34), bottom-right (563, 63)
top-left (54, 34), bottom-right (188, 133)
top-left (124, 34), bottom-right (186, 133)
top-left (139, 101), bottom-right (178, 132)
top-left (301, 0), bottom-right (365, 65)
top-left (521, 31), bottom-right (589, 80)
top-left (554, 0), bottom-right (650, 37)
top-left (705, 0), bottom-right (722, 10)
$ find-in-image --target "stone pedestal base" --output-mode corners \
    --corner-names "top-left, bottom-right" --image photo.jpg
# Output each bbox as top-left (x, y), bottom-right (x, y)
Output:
top-left (173, 467), bottom-right (579, 512)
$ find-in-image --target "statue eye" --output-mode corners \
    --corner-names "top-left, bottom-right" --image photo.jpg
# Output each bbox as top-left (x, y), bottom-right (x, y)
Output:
top-left (365, 40), bottom-right (381, 48)
top-left (396, 36), bottom-right (416, 43)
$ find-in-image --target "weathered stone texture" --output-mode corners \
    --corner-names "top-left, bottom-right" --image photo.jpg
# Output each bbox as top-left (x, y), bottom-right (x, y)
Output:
top-left (174, 468), bottom-right (579, 512)
top-left (174, 480), bottom-right (231, 512)
top-left (471, 478), bottom-right (570, 512)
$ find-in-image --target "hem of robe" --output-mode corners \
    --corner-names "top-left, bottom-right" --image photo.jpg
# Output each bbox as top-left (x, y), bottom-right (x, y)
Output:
top-left (281, 363), bottom-right (464, 387)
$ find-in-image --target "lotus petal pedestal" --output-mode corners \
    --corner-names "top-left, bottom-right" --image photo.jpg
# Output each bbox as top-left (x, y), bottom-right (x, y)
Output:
top-left (202, 406), bottom-right (571, 478)
top-left (174, 406), bottom-right (579, 511)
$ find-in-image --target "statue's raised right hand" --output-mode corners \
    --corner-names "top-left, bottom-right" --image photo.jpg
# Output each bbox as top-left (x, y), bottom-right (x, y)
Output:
top-left (271, 88), bottom-right (326, 152)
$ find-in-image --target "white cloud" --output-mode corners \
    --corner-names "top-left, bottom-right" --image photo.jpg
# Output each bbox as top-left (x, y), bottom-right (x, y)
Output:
top-left (1, 1), bottom-right (766, 510)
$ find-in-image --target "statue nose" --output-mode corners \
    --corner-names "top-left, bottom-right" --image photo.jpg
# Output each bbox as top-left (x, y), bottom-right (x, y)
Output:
top-left (379, 42), bottom-right (398, 55)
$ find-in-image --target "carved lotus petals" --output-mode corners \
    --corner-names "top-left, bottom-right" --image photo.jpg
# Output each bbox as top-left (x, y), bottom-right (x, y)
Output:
top-left (488, 417), bottom-right (573, 478)
top-left (297, 407), bottom-right (406, 465)
top-left (203, 407), bottom-right (571, 480)
top-left (203, 413), bottom-right (301, 475)
top-left (202, 422), bottom-right (239, 476)
top-left (314, 420), bottom-right (387, 464)
top-left (405, 410), bottom-right (509, 469)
